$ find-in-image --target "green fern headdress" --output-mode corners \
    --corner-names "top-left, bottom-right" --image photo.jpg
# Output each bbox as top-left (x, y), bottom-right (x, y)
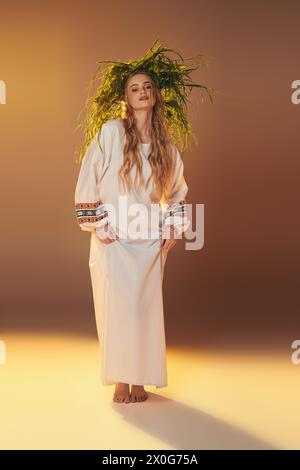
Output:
top-left (74, 39), bottom-right (217, 164)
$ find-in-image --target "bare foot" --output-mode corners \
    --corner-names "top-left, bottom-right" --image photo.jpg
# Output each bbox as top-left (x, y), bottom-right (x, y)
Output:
top-left (113, 382), bottom-right (130, 403)
top-left (130, 384), bottom-right (149, 403)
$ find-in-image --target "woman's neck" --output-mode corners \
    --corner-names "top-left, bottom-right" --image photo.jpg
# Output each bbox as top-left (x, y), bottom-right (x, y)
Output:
top-left (134, 110), bottom-right (153, 143)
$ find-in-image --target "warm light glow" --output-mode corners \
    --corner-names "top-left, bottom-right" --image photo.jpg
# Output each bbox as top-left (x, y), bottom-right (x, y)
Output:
top-left (0, 332), bottom-right (299, 449)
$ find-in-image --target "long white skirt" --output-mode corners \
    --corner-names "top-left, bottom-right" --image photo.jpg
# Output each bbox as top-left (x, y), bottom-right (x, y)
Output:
top-left (89, 232), bottom-right (169, 388)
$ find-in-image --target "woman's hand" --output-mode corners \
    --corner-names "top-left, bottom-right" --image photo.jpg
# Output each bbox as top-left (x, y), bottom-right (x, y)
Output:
top-left (100, 237), bottom-right (116, 244)
top-left (96, 222), bottom-right (117, 244)
top-left (161, 226), bottom-right (177, 251)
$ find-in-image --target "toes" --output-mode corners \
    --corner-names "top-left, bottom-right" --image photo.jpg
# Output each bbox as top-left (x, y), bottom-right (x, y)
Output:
top-left (113, 393), bottom-right (130, 403)
top-left (130, 393), bottom-right (148, 402)
top-left (129, 387), bottom-right (149, 403)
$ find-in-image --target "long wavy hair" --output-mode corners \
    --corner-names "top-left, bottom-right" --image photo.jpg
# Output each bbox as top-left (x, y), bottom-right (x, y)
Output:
top-left (119, 71), bottom-right (177, 205)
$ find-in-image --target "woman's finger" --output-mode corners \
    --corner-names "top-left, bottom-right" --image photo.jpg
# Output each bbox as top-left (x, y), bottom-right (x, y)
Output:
top-left (101, 237), bottom-right (115, 244)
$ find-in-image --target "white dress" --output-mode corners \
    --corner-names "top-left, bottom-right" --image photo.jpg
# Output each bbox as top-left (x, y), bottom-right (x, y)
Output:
top-left (74, 118), bottom-right (190, 388)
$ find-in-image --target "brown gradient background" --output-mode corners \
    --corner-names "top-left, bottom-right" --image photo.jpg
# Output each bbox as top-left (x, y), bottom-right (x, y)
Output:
top-left (0, 0), bottom-right (299, 352)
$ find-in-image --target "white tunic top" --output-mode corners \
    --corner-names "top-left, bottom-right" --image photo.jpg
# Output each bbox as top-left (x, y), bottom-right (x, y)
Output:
top-left (74, 117), bottom-right (190, 388)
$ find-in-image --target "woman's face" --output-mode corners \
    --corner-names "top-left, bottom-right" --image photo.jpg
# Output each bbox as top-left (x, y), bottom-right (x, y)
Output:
top-left (125, 73), bottom-right (156, 110)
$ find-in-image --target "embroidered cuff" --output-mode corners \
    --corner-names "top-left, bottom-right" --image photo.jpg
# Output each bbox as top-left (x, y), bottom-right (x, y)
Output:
top-left (75, 199), bottom-right (109, 231)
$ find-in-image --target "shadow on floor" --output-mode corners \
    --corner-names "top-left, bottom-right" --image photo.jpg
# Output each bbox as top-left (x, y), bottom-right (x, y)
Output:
top-left (112, 392), bottom-right (277, 450)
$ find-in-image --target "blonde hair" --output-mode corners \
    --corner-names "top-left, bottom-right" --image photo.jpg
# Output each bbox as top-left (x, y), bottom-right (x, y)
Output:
top-left (118, 72), bottom-right (177, 204)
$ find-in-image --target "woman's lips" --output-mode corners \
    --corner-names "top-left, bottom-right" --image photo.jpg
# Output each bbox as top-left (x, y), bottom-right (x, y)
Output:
top-left (139, 96), bottom-right (149, 101)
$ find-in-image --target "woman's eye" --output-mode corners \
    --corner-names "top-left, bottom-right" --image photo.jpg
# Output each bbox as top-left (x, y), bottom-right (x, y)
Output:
top-left (132, 85), bottom-right (152, 92)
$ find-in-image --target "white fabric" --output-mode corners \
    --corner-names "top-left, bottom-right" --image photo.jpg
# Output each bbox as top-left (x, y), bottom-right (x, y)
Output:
top-left (74, 118), bottom-right (190, 388)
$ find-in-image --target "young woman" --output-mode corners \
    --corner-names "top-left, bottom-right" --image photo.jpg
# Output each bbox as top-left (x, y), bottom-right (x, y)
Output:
top-left (74, 41), bottom-right (212, 404)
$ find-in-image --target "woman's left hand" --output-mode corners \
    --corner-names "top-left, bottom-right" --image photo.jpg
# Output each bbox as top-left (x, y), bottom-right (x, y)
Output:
top-left (161, 226), bottom-right (177, 251)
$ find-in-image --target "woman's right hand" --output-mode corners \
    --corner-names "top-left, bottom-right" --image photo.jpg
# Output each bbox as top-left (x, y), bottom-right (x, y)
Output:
top-left (96, 222), bottom-right (117, 244)
top-left (99, 237), bottom-right (116, 244)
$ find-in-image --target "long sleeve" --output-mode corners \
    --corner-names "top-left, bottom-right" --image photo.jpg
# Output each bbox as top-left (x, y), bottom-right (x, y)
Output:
top-left (161, 146), bottom-right (191, 238)
top-left (74, 124), bottom-right (112, 236)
